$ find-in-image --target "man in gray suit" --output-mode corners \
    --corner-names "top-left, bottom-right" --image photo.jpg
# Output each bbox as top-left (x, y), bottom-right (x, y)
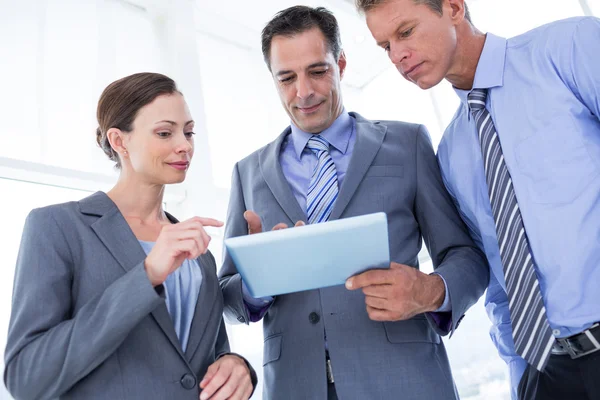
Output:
top-left (219, 6), bottom-right (488, 399)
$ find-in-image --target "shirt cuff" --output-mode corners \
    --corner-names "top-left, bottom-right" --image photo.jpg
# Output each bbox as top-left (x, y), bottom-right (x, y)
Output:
top-left (242, 281), bottom-right (274, 322)
top-left (426, 273), bottom-right (452, 332)
top-left (432, 273), bottom-right (451, 312)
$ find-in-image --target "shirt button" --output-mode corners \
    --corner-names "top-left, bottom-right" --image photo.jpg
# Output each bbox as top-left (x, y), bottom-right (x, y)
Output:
top-left (552, 329), bottom-right (561, 337)
top-left (180, 373), bottom-right (196, 390)
top-left (309, 312), bottom-right (320, 324)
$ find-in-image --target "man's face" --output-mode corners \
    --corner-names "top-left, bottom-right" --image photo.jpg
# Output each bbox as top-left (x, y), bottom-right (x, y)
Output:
top-left (365, 0), bottom-right (459, 89)
top-left (269, 27), bottom-right (346, 133)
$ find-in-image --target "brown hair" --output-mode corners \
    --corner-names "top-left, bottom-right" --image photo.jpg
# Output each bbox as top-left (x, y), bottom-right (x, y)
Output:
top-left (355, 0), bottom-right (471, 23)
top-left (96, 72), bottom-right (180, 168)
top-left (261, 6), bottom-right (342, 71)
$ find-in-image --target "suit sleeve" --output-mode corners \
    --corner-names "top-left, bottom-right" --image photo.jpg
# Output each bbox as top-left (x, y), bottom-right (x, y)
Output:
top-left (413, 124), bottom-right (489, 336)
top-left (214, 321), bottom-right (258, 396)
top-left (3, 208), bottom-right (164, 400)
top-left (218, 163), bottom-right (274, 325)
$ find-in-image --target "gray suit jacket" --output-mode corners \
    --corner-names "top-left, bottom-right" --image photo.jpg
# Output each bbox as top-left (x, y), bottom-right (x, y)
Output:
top-left (219, 113), bottom-right (489, 400)
top-left (4, 192), bottom-right (252, 400)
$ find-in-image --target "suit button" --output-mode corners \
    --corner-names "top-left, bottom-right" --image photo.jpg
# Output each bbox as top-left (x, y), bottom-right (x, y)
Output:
top-left (309, 312), bottom-right (320, 324)
top-left (237, 316), bottom-right (245, 323)
top-left (180, 373), bottom-right (196, 390)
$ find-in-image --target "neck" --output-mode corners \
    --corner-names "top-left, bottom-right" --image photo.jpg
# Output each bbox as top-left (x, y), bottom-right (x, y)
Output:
top-left (107, 169), bottom-right (167, 224)
top-left (446, 23), bottom-right (486, 90)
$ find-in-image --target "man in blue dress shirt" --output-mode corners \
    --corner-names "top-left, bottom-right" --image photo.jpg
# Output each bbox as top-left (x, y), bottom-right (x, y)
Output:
top-left (358, 0), bottom-right (600, 399)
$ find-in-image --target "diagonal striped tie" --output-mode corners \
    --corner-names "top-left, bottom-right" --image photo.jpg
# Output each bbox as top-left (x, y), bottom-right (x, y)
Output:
top-left (468, 88), bottom-right (554, 371)
top-left (306, 135), bottom-right (339, 224)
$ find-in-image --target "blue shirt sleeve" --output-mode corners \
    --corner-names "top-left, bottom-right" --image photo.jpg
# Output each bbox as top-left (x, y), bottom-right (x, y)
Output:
top-left (241, 280), bottom-right (274, 322)
top-left (565, 17), bottom-right (600, 120)
top-left (486, 271), bottom-right (527, 400)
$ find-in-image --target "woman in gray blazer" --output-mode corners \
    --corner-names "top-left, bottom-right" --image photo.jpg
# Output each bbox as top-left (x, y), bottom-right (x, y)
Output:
top-left (4, 73), bottom-right (256, 400)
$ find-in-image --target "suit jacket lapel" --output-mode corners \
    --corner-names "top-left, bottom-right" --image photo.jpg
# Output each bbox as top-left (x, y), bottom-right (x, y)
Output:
top-left (184, 253), bottom-right (218, 360)
top-left (329, 113), bottom-right (387, 221)
top-left (81, 193), bottom-right (187, 362)
top-left (259, 127), bottom-right (306, 224)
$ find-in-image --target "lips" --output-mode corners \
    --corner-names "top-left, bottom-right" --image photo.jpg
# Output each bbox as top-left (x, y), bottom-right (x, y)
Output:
top-left (403, 62), bottom-right (424, 77)
top-left (297, 102), bottom-right (323, 114)
top-left (167, 161), bottom-right (189, 170)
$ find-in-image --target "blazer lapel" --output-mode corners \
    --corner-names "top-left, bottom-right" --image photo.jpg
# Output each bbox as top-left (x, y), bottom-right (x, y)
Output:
top-left (184, 253), bottom-right (218, 360)
top-left (81, 193), bottom-right (187, 362)
top-left (259, 127), bottom-right (306, 224)
top-left (329, 113), bottom-right (387, 221)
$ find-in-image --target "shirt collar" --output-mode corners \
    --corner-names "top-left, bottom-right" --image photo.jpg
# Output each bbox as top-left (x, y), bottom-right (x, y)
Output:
top-left (290, 109), bottom-right (352, 159)
top-left (454, 33), bottom-right (507, 104)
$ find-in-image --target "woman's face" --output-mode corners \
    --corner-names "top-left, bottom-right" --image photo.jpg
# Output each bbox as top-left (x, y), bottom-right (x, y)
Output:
top-left (120, 93), bottom-right (196, 185)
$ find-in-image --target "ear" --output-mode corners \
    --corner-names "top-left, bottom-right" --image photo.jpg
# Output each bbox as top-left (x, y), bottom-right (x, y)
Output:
top-left (447, 0), bottom-right (467, 25)
top-left (106, 128), bottom-right (128, 158)
top-left (338, 50), bottom-right (347, 80)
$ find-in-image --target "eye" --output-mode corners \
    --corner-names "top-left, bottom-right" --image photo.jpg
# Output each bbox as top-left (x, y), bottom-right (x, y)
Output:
top-left (382, 44), bottom-right (390, 52)
top-left (184, 131), bottom-right (196, 138)
top-left (399, 27), bottom-right (414, 38)
top-left (312, 70), bottom-right (327, 76)
top-left (279, 76), bottom-right (294, 84)
top-left (157, 131), bottom-right (171, 137)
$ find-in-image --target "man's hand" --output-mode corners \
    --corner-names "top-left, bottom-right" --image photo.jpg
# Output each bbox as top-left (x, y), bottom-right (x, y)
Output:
top-left (244, 210), bottom-right (304, 234)
top-left (345, 262), bottom-right (446, 321)
top-left (199, 355), bottom-right (253, 400)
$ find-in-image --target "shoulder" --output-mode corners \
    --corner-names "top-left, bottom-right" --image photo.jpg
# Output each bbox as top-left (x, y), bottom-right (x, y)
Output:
top-left (25, 201), bottom-right (80, 230)
top-left (507, 17), bottom-right (593, 54)
top-left (354, 113), bottom-right (424, 144)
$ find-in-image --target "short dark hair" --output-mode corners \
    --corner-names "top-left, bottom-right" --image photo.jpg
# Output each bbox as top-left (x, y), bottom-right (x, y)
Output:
top-left (95, 72), bottom-right (180, 168)
top-left (261, 6), bottom-right (342, 71)
top-left (355, 0), bottom-right (472, 23)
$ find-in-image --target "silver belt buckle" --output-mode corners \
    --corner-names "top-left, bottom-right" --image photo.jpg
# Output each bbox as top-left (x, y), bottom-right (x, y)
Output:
top-left (326, 358), bottom-right (334, 383)
top-left (557, 329), bottom-right (600, 360)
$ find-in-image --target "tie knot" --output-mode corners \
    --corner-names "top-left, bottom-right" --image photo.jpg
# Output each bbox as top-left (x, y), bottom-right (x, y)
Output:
top-left (307, 135), bottom-right (330, 154)
top-left (467, 88), bottom-right (488, 112)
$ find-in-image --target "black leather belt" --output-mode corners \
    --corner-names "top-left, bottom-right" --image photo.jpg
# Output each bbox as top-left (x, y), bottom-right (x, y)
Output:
top-left (551, 323), bottom-right (600, 359)
top-left (326, 352), bottom-right (334, 383)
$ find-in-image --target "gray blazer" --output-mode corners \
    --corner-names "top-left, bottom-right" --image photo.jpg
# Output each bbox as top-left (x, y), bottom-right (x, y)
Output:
top-left (4, 192), bottom-right (253, 400)
top-left (219, 113), bottom-right (489, 400)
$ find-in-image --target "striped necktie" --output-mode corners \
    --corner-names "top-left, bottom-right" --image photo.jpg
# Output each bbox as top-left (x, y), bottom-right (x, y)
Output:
top-left (468, 88), bottom-right (554, 371)
top-left (306, 135), bottom-right (339, 224)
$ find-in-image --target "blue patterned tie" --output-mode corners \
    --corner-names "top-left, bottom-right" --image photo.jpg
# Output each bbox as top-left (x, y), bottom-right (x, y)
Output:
top-left (306, 135), bottom-right (339, 224)
top-left (468, 88), bottom-right (554, 371)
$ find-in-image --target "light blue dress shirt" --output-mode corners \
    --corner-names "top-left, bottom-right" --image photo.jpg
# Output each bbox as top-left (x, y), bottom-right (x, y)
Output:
top-left (139, 240), bottom-right (203, 352)
top-left (437, 17), bottom-right (600, 399)
top-left (244, 110), bottom-right (450, 316)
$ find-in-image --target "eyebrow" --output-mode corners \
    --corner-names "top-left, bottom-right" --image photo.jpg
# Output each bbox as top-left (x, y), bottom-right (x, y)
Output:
top-left (376, 19), bottom-right (416, 47)
top-left (275, 62), bottom-right (331, 77)
top-left (155, 120), bottom-right (195, 126)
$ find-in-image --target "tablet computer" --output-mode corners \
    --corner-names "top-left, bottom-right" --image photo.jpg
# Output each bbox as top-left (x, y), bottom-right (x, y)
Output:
top-left (224, 212), bottom-right (390, 297)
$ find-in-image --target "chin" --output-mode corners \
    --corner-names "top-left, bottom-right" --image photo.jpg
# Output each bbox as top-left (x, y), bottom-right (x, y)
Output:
top-left (163, 172), bottom-right (187, 185)
top-left (416, 73), bottom-right (445, 90)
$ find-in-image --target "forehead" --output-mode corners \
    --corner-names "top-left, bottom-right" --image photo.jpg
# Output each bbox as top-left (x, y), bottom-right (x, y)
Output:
top-left (135, 93), bottom-right (191, 123)
top-left (269, 28), bottom-right (334, 72)
top-left (366, 0), bottom-right (426, 38)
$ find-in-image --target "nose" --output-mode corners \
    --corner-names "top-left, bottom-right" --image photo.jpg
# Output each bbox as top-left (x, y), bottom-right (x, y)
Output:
top-left (388, 43), bottom-right (409, 66)
top-left (296, 74), bottom-right (314, 100)
top-left (175, 132), bottom-right (193, 154)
